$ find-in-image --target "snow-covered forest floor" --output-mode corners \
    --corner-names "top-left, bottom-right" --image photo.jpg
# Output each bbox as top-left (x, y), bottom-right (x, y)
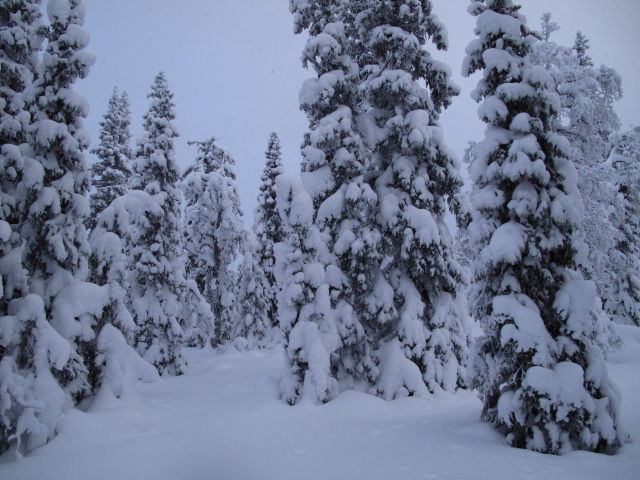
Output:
top-left (2, 325), bottom-right (639, 480)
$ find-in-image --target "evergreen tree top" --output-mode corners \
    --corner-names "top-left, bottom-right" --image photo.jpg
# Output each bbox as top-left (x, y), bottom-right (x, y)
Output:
top-left (185, 137), bottom-right (236, 180)
top-left (117, 89), bottom-right (132, 138)
top-left (93, 87), bottom-right (122, 150)
top-left (362, 0), bottom-right (449, 50)
top-left (254, 132), bottom-right (284, 242)
top-left (143, 71), bottom-right (177, 127)
top-left (464, 0), bottom-right (536, 100)
top-left (574, 31), bottom-right (593, 66)
top-left (265, 132), bottom-right (282, 162)
top-left (89, 84), bottom-right (133, 225)
top-left (133, 72), bottom-right (180, 193)
top-left (468, 0), bottom-right (522, 19)
top-left (261, 132), bottom-right (284, 181)
top-left (357, 0), bottom-right (459, 119)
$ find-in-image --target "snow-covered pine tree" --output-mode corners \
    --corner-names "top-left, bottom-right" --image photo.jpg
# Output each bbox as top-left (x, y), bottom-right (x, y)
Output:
top-left (88, 87), bottom-right (132, 230)
top-left (0, 0), bottom-right (48, 455)
top-left (464, 0), bottom-right (623, 454)
top-left (1, 0), bottom-right (151, 455)
top-left (23, 0), bottom-right (94, 305)
top-left (253, 132), bottom-right (284, 335)
top-left (182, 138), bottom-right (268, 349)
top-left (20, 0), bottom-right (97, 403)
top-left (276, 175), bottom-right (339, 404)
top-left (181, 138), bottom-right (224, 343)
top-left (86, 85), bottom-right (165, 396)
top-left (233, 235), bottom-right (271, 350)
top-left (128, 72), bottom-right (198, 373)
top-left (607, 127), bottom-right (640, 326)
top-left (290, 0), bottom-right (382, 393)
top-left (1, 0), bottom-right (42, 317)
top-left (88, 197), bottom-right (159, 400)
top-left (1, 0), bottom-right (121, 455)
top-left (356, 0), bottom-right (469, 397)
top-left (88, 218), bottom-right (136, 359)
top-left (131, 72), bottom-right (179, 194)
top-left (574, 31), bottom-right (593, 67)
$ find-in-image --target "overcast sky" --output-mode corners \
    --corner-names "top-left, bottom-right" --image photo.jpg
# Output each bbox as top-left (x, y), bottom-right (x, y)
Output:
top-left (76, 0), bottom-right (640, 223)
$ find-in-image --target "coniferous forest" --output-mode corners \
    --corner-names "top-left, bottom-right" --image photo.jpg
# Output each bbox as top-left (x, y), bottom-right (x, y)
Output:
top-left (1, 1), bottom-right (639, 478)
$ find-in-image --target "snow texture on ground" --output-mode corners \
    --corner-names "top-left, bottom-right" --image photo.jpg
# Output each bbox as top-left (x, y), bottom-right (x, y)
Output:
top-left (2, 325), bottom-right (639, 480)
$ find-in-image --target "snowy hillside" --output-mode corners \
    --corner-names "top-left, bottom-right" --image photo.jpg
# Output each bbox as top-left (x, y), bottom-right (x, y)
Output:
top-left (2, 324), bottom-right (638, 480)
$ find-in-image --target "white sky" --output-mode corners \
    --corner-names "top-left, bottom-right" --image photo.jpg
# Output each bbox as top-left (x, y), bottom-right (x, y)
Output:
top-left (77, 0), bottom-right (640, 223)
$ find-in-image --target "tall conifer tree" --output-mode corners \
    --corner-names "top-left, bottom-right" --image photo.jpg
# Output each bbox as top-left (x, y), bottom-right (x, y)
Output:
top-left (1, 0), bottom-right (41, 315)
top-left (276, 175), bottom-right (338, 404)
top-left (287, 0), bottom-right (469, 401)
top-left (356, 0), bottom-right (469, 397)
top-left (254, 132), bottom-right (285, 333)
top-left (128, 72), bottom-right (191, 374)
top-left (289, 0), bottom-right (381, 401)
top-left (0, 0), bottom-right (47, 455)
top-left (20, 0), bottom-right (97, 402)
top-left (1, 0), bottom-right (113, 454)
top-left (182, 138), bottom-right (268, 348)
top-left (464, 0), bottom-right (623, 454)
top-left (574, 31), bottom-right (593, 66)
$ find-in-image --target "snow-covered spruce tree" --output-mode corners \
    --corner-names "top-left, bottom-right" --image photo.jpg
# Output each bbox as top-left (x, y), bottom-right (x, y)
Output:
top-left (182, 138), bottom-right (268, 349)
top-left (276, 175), bottom-right (339, 404)
top-left (88, 87), bottom-right (132, 230)
top-left (87, 199), bottom-right (159, 400)
top-left (253, 132), bottom-right (284, 334)
top-left (290, 0), bottom-right (382, 393)
top-left (87, 89), bottom-right (137, 351)
top-left (181, 138), bottom-right (225, 345)
top-left (464, 0), bottom-right (623, 454)
top-left (86, 86), bottom-right (161, 394)
top-left (1, 0), bottom-right (42, 318)
top-left (88, 214), bottom-right (135, 352)
top-left (0, 0), bottom-right (48, 455)
top-left (574, 31), bottom-right (593, 67)
top-left (606, 127), bottom-right (640, 326)
top-left (128, 72), bottom-right (209, 373)
top-left (530, 18), bottom-right (623, 325)
top-left (20, 0), bottom-right (98, 404)
top-left (233, 235), bottom-right (271, 350)
top-left (1, 0), bottom-right (123, 455)
top-left (356, 0), bottom-right (469, 397)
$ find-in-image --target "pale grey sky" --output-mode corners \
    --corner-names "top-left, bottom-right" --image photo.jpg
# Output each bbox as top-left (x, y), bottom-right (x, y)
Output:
top-left (77, 0), bottom-right (640, 222)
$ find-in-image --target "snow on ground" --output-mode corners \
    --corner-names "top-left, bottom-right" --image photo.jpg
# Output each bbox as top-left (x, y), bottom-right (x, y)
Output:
top-left (2, 326), bottom-right (639, 480)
